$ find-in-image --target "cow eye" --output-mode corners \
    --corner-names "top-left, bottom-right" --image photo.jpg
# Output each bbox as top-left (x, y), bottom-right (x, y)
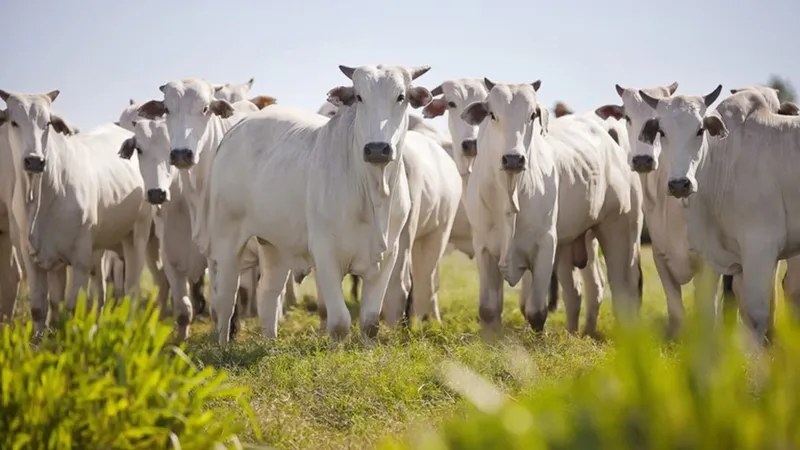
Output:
top-left (396, 94), bottom-right (405, 102)
top-left (447, 101), bottom-right (456, 108)
top-left (489, 112), bottom-right (497, 121)
top-left (624, 115), bottom-right (631, 124)
top-left (10, 121), bottom-right (18, 128)
top-left (202, 105), bottom-right (209, 115)
top-left (696, 127), bottom-right (704, 136)
top-left (530, 111), bottom-right (538, 121)
top-left (164, 107), bottom-right (170, 114)
top-left (356, 94), bottom-right (363, 102)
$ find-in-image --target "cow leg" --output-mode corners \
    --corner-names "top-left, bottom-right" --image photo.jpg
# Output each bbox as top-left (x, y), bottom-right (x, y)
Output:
top-left (310, 246), bottom-right (350, 341)
top-left (382, 223), bottom-right (412, 326)
top-left (89, 251), bottom-right (107, 311)
top-left (0, 229), bottom-right (20, 322)
top-left (146, 233), bottom-right (171, 316)
top-left (580, 236), bottom-right (605, 337)
top-left (350, 274), bottom-right (361, 302)
top-left (209, 233), bottom-right (248, 346)
top-left (359, 247), bottom-right (399, 340)
top-left (409, 228), bottom-right (451, 324)
top-left (283, 277), bottom-right (297, 311)
top-left (20, 236), bottom-right (49, 332)
top-left (477, 246), bottom-right (504, 329)
top-left (122, 224), bottom-right (150, 303)
top-left (161, 258), bottom-right (193, 341)
top-left (237, 268), bottom-right (257, 318)
top-left (782, 256), bottom-right (800, 322)
top-left (594, 220), bottom-right (641, 326)
top-left (190, 275), bottom-right (207, 317)
top-left (314, 274), bottom-right (329, 332)
top-left (66, 265), bottom-right (90, 314)
top-left (547, 271), bottom-right (559, 312)
top-left (555, 250), bottom-right (581, 334)
top-left (651, 249), bottom-right (685, 338)
top-left (736, 245), bottom-right (776, 347)
top-left (46, 267), bottom-right (67, 328)
top-left (255, 242), bottom-right (290, 339)
top-left (522, 233), bottom-right (557, 332)
top-left (691, 262), bottom-right (722, 328)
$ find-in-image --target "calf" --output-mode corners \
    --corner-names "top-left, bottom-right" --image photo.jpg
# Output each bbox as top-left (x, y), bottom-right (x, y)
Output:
top-left (461, 79), bottom-right (642, 332)
top-left (196, 64), bottom-right (431, 344)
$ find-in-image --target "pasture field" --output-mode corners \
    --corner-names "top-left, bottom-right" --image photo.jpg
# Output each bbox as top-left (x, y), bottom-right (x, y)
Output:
top-left (177, 245), bottom-right (779, 449)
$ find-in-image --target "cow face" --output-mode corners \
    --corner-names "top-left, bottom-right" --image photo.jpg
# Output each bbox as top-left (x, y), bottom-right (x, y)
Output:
top-left (422, 78), bottom-right (489, 176)
top-left (461, 79), bottom-right (547, 174)
top-left (137, 79), bottom-right (235, 169)
top-left (595, 82), bottom-right (679, 174)
top-left (213, 78), bottom-right (254, 103)
top-left (118, 119), bottom-right (176, 204)
top-left (326, 64), bottom-right (432, 165)
top-left (0, 89), bottom-right (75, 174)
top-left (638, 85), bottom-right (727, 198)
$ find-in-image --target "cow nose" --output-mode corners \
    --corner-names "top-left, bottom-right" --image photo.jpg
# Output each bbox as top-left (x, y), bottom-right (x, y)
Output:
top-left (23, 156), bottom-right (45, 174)
top-left (461, 139), bottom-right (478, 157)
top-left (363, 142), bottom-right (393, 164)
top-left (501, 153), bottom-right (526, 173)
top-left (146, 188), bottom-right (168, 205)
top-left (631, 155), bottom-right (656, 173)
top-left (169, 149), bottom-right (195, 168)
top-left (667, 178), bottom-right (694, 198)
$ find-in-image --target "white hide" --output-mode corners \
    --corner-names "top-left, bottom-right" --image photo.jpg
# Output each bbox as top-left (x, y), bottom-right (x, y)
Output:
top-left (463, 81), bottom-right (642, 335)
top-left (198, 64), bottom-right (430, 345)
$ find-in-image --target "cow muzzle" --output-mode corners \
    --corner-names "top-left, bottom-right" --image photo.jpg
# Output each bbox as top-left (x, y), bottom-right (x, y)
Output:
top-left (170, 149), bottom-right (195, 169)
top-left (631, 155), bottom-right (656, 173)
top-left (461, 139), bottom-right (478, 157)
top-left (363, 142), bottom-right (393, 164)
top-left (501, 153), bottom-right (526, 173)
top-left (667, 177), bottom-right (695, 198)
top-left (23, 155), bottom-right (45, 174)
top-left (147, 188), bottom-right (169, 205)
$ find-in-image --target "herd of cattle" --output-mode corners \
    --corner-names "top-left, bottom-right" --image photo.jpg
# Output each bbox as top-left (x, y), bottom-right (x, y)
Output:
top-left (0, 64), bottom-right (798, 347)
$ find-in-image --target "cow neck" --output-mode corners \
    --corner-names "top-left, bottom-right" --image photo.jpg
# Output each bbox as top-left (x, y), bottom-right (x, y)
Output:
top-left (180, 115), bottom-right (227, 240)
top-left (28, 131), bottom-right (72, 243)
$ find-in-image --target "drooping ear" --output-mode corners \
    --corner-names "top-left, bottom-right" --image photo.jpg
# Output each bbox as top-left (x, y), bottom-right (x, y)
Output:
top-left (0, 90), bottom-right (9, 102)
top-left (422, 98), bottom-right (448, 118)
top-left (209, 99), bottom-right (235, 118)
top-left (639, 90), bottom-right (661, 110)
top-left (531, 80), bottom-right (542, 92)
top-left (45, 90), bottom-right (60, 103)
top-left (702, 84), bottom-right (723, 107)
top-left (249, 95), bottom-right (277, 110)
top-left (326, 85), bottom-right (355, 107)
top-left (137, 100), bottom-right (167, 119)
top-left (118, 137), bottom-right (138, 159)
top-left (461, 102), bottom-right (489, 126)
top-left (536, 107), bottom-right (549, 136)
top-left (408, 86), bottom-right (432, 109)
top-left (595, 104), bottom-right (625, 120)
top-left (702, 115), bottom-right (728, 139)
top-left (638, 118), bottom-right (662, 144)
top-left (49, 114), bottom-right (74, 135)
top-left (666, 82), bottom-right (679, 95)
top-left (778, 101), bottom-right (800, 116)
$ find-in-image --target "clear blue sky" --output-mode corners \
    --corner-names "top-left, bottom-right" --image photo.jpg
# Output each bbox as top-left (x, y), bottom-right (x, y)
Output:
top-left (2, 0), bottom-right (796, 131)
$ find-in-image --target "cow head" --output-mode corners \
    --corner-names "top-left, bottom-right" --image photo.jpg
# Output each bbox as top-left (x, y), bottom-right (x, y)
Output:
top-left (638, 85), bottom-right (727, 198)
top-left (0, 89), bottom-right (75, 174)
top-left (213, 77), bottom-right (255, 103)
top-left (422, 78), bottom-right (489, 176)
top-left (137, 78), bottom-right (235, 169)
top-left (327, 64), bottom-right (432, 166)
top-left (595, 82), bottom-right (679, 174)
top-left (461, 78), bottom-right (547, 175)
top-left (119, 118), bottom-right (176, 204)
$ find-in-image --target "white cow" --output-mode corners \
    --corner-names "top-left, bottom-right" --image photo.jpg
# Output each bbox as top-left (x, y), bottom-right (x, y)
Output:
top-left (461, 79), bottom-right (642, 332)
top-left (195, 64), bottom-right (431, 344)
top-left (135, 78), bottom-right (278, 341)
top-left (637, 84), bottom-right (800, 344)
top-left (0, 89), bottom-right (154, 322)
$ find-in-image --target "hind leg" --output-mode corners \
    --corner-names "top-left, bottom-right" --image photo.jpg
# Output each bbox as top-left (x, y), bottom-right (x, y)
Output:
top-left (580, 236), bottom-right (604, 337)
top-left (383, 223), bottom-right (412, 326)
top-left (595, 217), bottom-right (641, 326)
top-left (255, 242), bottom-right (291, 338)
top-left (190, 274), bottom-right (207, 317)
top-left (89, 251), bottom-right (107, 311)
top-left (146, 232), bottom-right (171, 315)
top-left (209, 235), bottom-right (248, 347)
top-left (555, 249), bottom-right (581, 334)
top-left (409, 227), bottom-right (453, 324)
top-left (162, 258), bottom-right (193, 341)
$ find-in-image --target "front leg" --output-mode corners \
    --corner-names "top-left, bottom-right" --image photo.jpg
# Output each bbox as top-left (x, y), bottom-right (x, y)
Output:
top-left (477, 245), bottom-right (504, 330)
top-left (522, 231), bottom-right (557, 332)
top-left (360, 244), bottom-right (400, 339)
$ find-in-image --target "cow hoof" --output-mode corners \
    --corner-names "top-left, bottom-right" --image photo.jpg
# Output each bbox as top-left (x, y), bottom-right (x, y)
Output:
top-left (526, 310), bottom-right (547, 333)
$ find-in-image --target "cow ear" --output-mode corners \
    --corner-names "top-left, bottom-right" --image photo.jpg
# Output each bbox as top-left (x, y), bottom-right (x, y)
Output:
top-left (50, 115), bottom-right (74, 136)
top-left (209, 99), bottom-right (235, 118)
top-left (778, 101), bottom-right (800, 116)
top-left (245, 77), bottom-right (254, 91)
top-left (638, 118), bottom-right (662, 144)
top-left (326, 86), bottom-right (355, 107)
top-left (118, 137), bottom-right (138, 159)
top-left (249, 95), bottom-right (277, 110)
top-left (595, 104), bottom-right (625, 120)
top-left (461, 102), bottom-right (489, 126)
top-left (408, 86), bottom-right (432, 109)
top-left (422, 98), bottom-right (448, 119)
top-left (536, 107), bottom-right (549, 136)
top-left (138, 100), bottom-right (167, 119)
top-left (702, 115), bottom-right (728, 139)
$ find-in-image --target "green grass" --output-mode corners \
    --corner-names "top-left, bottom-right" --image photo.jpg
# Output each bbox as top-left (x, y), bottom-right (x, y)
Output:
top-left (173, 245), bottom-right (783, 449)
